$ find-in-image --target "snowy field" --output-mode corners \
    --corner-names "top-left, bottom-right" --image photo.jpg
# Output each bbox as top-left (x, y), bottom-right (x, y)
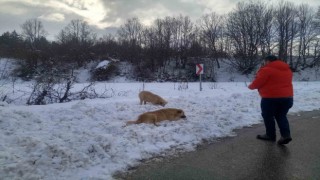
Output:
top-left (1, 80), bottom-right (320, 179)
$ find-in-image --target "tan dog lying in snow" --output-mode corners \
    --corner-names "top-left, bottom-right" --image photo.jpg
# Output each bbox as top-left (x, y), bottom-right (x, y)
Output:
top-left (126, 108), bottom-right (186, 126)
top-left (139, 91), bottom-right (167, 107)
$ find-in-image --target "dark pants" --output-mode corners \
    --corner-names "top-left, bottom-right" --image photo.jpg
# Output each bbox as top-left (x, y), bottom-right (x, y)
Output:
top-left (261, 98), bottom-right (293, 138)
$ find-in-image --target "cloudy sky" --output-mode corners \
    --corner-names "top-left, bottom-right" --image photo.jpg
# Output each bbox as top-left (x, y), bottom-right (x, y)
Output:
top-left (0, 0), bottom-right (319, 40)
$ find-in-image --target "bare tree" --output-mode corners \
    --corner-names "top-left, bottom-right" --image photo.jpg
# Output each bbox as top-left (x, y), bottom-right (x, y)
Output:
top-left (156, 17), bottom-right (174, 70)
top-left (19, 19), bottom-right (50, 79)
top-left (274, 1), bottom-right (298, 63)
top-left (165, 15), bottom-right (194, 69)
top-left (118, 17), bottom-right (143, 46)
top-left (21, 18), bottom-right (47, 50)
top-left (56, 19), bottom-right (96, 67)
top-left (258, 6), bottom-right (274, 57)
top-left (179, 15), bottom-right (194, 68)
top-left (146, 15), bottom-right (195, 78)
top-left (136, 17), bottom-right (174, 79)
top-left (310, 6), bottom-right (320, 67)
top-left (295, 4), bottom-right (318, 69)
top-left (57, 19), bottom-right (95, 43)
top-left (198, 12), bottom-right (224, 69)
top-left (117, 17), bottom-right (144, 64)
top-left (225, 1), bottom-right (271, 74)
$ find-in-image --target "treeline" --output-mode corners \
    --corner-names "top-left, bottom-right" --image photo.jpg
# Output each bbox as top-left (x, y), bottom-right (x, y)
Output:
top-left (1, 1), bottom-right (320, 81)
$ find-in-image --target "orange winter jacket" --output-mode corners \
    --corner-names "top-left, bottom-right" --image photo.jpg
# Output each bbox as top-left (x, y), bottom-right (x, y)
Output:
top-left (248, 60), bottom-right (293, 98)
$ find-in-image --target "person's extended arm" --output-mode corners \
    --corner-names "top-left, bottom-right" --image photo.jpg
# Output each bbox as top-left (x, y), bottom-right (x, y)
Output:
top-left (248, 68), bottom-right (269, 90)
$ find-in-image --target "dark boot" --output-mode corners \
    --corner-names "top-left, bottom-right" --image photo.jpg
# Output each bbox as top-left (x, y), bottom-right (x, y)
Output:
top-left (257, 134), bottom-right (276, 141)
top-left (277, 137), bottom-right (292, 145)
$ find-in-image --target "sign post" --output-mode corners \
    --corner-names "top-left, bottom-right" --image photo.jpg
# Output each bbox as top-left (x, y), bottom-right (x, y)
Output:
top-left (196, 64), bottom-right (203, 91)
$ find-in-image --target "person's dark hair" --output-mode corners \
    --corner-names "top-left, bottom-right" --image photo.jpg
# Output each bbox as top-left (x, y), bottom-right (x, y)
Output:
top-left (264, 55), bottom-right (278, 62)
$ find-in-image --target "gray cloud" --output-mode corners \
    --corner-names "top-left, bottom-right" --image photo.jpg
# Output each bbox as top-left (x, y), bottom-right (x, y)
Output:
top-left (0, 0), bottom-right (98, 39)
top-left (100, 0), bottom-right (206, 26)
top-left (0, 0), bottom-right (319, 41)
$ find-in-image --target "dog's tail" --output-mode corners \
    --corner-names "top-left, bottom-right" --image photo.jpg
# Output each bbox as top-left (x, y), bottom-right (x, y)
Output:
top-left (126, 120), bottom-right (137, 125)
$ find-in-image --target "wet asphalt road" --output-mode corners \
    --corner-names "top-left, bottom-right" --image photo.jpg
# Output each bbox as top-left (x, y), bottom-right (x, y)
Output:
top-left (116, 110), bottom-right (320, 180)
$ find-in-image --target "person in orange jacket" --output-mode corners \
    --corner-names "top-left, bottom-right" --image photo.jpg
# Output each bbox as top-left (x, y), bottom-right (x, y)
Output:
top-left (248, 55), bottom-right (293, 145)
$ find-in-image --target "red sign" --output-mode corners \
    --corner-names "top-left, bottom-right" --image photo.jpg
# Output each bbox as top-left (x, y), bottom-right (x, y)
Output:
top-left (196, 64), bottom-right (203, 75)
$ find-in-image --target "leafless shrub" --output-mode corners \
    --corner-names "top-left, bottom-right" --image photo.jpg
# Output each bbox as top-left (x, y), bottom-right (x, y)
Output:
top-left (176, 78), bottom-right (189, 91)
top-left (26, 69), bottom-right (97, 105)
top-left (208, 82), bottom-right (218, 89)
top-left (0, 77), bottom-right (18, 104)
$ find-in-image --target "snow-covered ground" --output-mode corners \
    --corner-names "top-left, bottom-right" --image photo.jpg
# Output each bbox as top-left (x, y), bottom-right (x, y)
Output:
top-left (1, 81), bottom-right (320, 179)
top-left (1, 58), bottom-right (320, 179)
